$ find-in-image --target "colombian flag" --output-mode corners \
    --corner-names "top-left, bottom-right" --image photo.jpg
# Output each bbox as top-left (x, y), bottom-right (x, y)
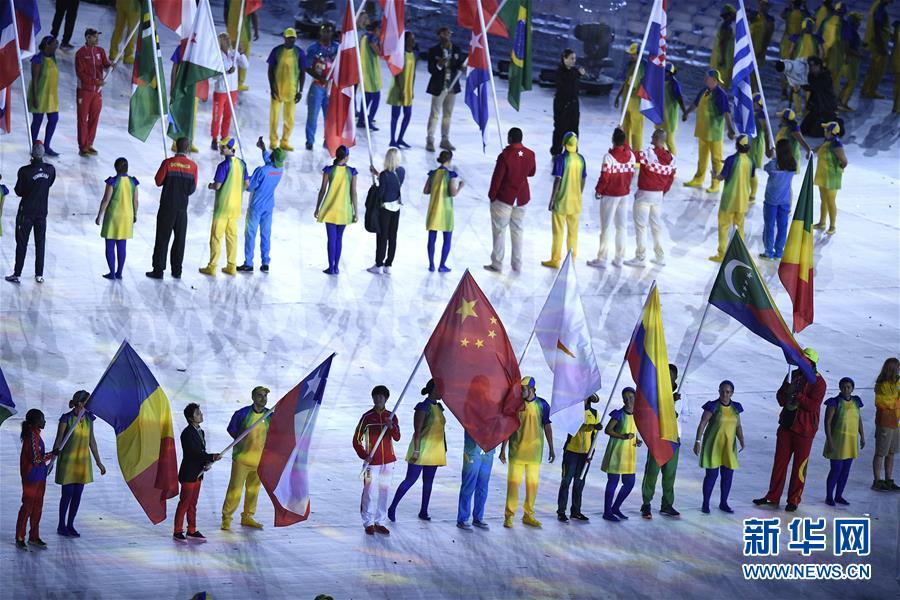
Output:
top-left (710, 233), bottom-right (816, 383)
top-left (88, 341), bottom-right (178, 524)
top-left (624, 282), bottom-right (678, 466)
top-left (778, 158), bottom-right (815, 333)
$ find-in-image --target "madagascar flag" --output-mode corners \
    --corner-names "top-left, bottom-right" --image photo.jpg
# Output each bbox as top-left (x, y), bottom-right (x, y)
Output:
top-left (778, 158), bottom-right (815, 332)
top-left (424, 271), bottom-right (523, 451)
top-left (625, 282), bottom-right (678, 466)
top-left (710, 233), bottom-right (816, 383)
top-left (88, 342), bottom-right (178, 524)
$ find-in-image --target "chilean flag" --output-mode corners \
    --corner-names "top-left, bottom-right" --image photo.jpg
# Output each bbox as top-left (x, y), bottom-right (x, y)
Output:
top-left (324, 0), bottom-right (358, 157)
top-left (379, 0), bottom-right (405, 76)
top-left (257, 354), bottom-right (335, 527)
top-left (465, 31), bottom-right (490, 150)
top-left (637, 0), bottom-right (667, 125)
top-left (1, 0), bottom-right (40, 90)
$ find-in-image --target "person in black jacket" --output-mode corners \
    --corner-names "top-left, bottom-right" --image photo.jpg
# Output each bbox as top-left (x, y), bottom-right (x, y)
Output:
top-left (550, 49), bottom-right (585, 156)
top-left (6, 142), bottom-right (56, 284)
top-left (174, 403), bottom-right (220, 542)
top-left (800, 56), bottom-right (839, 137)
top-left (425, 27), bottom-right (466, 153)
top-left (367, 147), bottom-right (406, 274)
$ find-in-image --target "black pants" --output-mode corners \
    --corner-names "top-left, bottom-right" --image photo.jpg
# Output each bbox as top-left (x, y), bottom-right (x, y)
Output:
top-left (14, 214), bottom-right (46, 277)
top-left (51, 0), bottom-right (80, 44)
top-left (550, 105), bottom-right (580, 156)
top-left (557, 450), bottom-right (588, 515)
top-left (375, 208), bottom-right (399, 267)
top-left (152, 203), bottom-right (188, 275)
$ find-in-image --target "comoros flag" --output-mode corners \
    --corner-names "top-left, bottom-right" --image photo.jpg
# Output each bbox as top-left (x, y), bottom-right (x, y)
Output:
top-left (465, 31), bottom-right (490, 150)
top-left (637, 0), bottom-right (667, 125)
top-left (257, 354), bottom-right (335, 527)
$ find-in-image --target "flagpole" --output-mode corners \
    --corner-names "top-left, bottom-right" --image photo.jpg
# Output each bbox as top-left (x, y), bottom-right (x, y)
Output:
top-left (618, 0), bottom-right (657, 126)
top-left (474, 0), bottom-right (505, 150)
top-left (217, 407), bottom-right (275, 456)
top-left (360, 351), bottom-right (425, 475)
top-left (234, 0), bottom-right (246, 53)
top-left (8, 0), bottom-right (32, 153)
top-left (579, 357), bottom-right (628, 479)
top-left (103, 22), bottom-right (141, 82)
top-left (349, 0), bottom-right (375, 169)
top-left (446, 0), bottom-right (510, 94)
top-left (145, 0), bottom-right (169, 159)
top-left (518, 249), bottom-right (570, 365)
top-left (205, 0), bottom-right (245, 161)
top-left (677, 301), bottom-right (712, 419)
top-left (737, 0), bottom-right (773, 141)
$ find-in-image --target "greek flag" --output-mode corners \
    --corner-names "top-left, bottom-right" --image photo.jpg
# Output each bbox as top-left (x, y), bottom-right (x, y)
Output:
top-left (732, 5), bottom-right (756, 137)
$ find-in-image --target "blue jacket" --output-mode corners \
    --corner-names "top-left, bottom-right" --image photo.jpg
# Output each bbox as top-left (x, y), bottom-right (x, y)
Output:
top-left (248, 149), bottom-right (284, 210)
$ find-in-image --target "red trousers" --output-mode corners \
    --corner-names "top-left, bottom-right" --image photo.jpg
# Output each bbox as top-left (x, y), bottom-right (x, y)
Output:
top-left (77, 89), bottom-right (102, 151)
top-left (765, 428), bottom-right (815, 506)
top-left (174, 480), bottom-right (202, 534)
top-left (211, 91), bottom-right (237, 140)
top-left (16, 480), bottom-right (46, 541)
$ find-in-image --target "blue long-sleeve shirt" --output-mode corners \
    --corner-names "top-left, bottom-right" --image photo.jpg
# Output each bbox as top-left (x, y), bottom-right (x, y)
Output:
top-left (763, 160), bottom-right (794, 206)
top-left (247, 149), bottom-right (284, 210)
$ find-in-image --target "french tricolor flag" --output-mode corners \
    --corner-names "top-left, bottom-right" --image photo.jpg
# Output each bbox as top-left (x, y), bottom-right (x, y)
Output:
top-left (257, 354), bottom-right (335, 527)
top-left (638, 0), bottom-right (667, 125)
top-left (1, 0), bottom-right (41, 90)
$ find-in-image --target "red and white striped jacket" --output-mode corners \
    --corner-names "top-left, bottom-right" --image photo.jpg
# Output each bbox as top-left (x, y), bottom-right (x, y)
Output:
top-left (594, 144), bottom-right (636, 197)
top-left (636, 145), bottom-right (677, 193)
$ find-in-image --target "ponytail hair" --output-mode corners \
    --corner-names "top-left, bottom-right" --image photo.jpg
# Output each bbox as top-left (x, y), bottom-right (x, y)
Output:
top-left (333, 145), bottom-right (349, 164)
top-left (21, 408), bottom-right (44, 441)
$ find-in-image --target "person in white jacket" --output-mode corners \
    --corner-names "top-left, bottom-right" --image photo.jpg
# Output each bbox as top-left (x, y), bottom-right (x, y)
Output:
top-left (211, 32), bottom-right (249, 150)
top-left (624, 129), bottom-right (676, 268)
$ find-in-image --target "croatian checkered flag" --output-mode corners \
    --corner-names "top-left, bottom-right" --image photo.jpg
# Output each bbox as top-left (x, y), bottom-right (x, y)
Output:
top-left (638, 0), bottom-right (667, 125)
top-left (732, 3), bottom-right (756, 136)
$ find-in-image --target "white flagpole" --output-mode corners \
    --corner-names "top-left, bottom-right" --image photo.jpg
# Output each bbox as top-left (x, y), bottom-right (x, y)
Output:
top-left (104, 22), bottom-right (141, 81)
top-left (737, 0), bottom-right (773, 141)
top-left (447, 0), bottom-right (510, 93)
top-left (218, 407), bottom-right (274, 455)
top-left (474, 0), bottom-right (505, 150)
top-left (144, 0), bottom-right (169, 159)
top-left (233, 0), bottom-right (246, 53)
top-left (8, 0), bottom-right (32, 153)
top-left (618, 0), bottom-right (657, 126)
top-left (204, 0), bottom-right (245, 161)
top-left (518, 249), bottom-right (570, 365)
top-left (349, 0), bottom-right (375, 169)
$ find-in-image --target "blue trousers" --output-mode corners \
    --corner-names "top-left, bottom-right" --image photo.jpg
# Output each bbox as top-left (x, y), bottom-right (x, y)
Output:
top-left (244, 207), bottom-right (272, 267)
top-left (389, 463), bottom-right (437, 518)
top-left (762, 203), bottom-right (791, 258)
top-left (826, 458), bottom-right (853, 502)
top-left (58, 483), bottom-right (84, 531)
top-left (457, 453), bottom-right (493, 524)
top-left (306, 85), bottom-right (329, 146)
top-left (357, 91), bottom-right (380, 126)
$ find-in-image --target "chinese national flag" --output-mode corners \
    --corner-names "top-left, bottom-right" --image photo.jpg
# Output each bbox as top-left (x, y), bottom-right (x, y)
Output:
top-left (424, 271), bottom-right (523, 451)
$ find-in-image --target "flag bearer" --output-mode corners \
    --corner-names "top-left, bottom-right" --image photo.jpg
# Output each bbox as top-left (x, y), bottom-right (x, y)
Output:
top-left (174, 403), bottom-right (221, 542)
top-left (221, 387), bottom-right (271, 530)
top-left (640, 365), bottom-right (681, 519)
top-left (353, 386), bottom-right (400, 535)
top-left (556, 394), bottom-right (600, 522)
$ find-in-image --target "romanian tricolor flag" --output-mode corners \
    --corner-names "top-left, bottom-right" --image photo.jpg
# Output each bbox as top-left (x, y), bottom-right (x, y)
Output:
top-left (710, 233), bottom-right (816, 383)
top-left (257, 354), bottom-right (334, 527)
top-left (88, 341), bottom-right (178, 524)
top-left (0, 365), bottom-right (16, 426)
top-left (778, 157), bottom-right (815, 333)
top-left (624, 282), bottom-right (678, 466)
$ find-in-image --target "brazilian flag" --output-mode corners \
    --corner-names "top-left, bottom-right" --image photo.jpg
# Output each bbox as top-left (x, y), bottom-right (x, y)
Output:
top-left (499, 0), bottom-right (532, 111)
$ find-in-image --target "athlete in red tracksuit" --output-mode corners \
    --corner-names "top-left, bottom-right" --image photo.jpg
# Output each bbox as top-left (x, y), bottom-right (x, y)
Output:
top-left (624, 129), bottom-right (676, 267)
top-left (755, 349), bottom-right (827, 510)
top-left (75, 29), bottom-right (111, 156)
top-left (353, 386), bottom-right (401, 535)
top-left (588, 127), bottom-right (635, 268)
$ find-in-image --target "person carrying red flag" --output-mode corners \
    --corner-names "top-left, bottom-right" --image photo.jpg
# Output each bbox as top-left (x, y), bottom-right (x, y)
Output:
top-left (75, 29), bottom-right (111, 157)
top-left (353, 385), bottom-right (400, 535)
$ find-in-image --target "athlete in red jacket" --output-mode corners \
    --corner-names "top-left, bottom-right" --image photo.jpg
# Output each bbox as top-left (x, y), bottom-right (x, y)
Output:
top-left (353, 386), bottom-right (401, 535)
top-left (588, 127), bottom-right (635, 268)
top-left (754, 348), bottom-right (828, 510)
top-left (625, 129), bottom-right (676, 267)
top-left (75, 29), bottom-right (111, 156)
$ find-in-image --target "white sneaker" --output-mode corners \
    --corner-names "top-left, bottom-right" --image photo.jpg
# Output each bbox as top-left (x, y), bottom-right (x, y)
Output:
top-left (650, 255), bottom-right (666, 266)
top-left (612, 257), bottom-right (623, 268)
top-left (366, 265), bottom-right (381, 274)
top-left (623, 257), bottom-right (645, 268)
top-left (483, 264), bottom-right (501, 273)
top-left (34, 276), bottom-right (44, 283)
top-left (382, 266), bottom-right (391, 274)
top-left (586, 258), bottom-right (607, 268)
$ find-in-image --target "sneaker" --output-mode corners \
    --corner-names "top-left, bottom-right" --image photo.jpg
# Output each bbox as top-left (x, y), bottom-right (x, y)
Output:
top-left (887, 479), bottom-right (900, 491)
top-left (705, 183), bottom-right (721, 194)
top-left (571, 513), bottom-right (589, 521)
top-left (708, 254), bottom-right (724, 263)
top-left (659, 506), bottom-right (681, 517)
top-left (557, 513), bottom-right (569, 523)
top-left (222, 265), bottom-right (237, 276)
top-left (483, 264), bottom-right (501, 273)
top-left (306, 143), bottom-right (313, 150)
top-left (813, 223), bottom-right (826, 230)
top-left (623, 257), bottom-right (645, 268)
top-left (220, 518), bottom-right (231, 531)
top-left (650, 255), bottom-right (666, 266)
top-left (367, 265), bottom-right (382, 274)
top-left (522, 515), bottom-right (542, 528)
top-left (382, 266), bottom-right (391, 274)
top-left (472, 520), bottom-right (490, 530)
top-left (752, 497), bottom-right (778, 507)
top-left (172, 272), bottom-right (182, 279)
top-left (240, 517), bottom-right (263, 529)
top-left (611, 257), bottom-right (623, 268)
top-left (280, 144), bottom-right (295, 152)
top-left (586, 258), bottom-right (606, 268)
top-left (785, 503), bottom-right (798, 512)
top-left (425, 139), bottom-right (435, 152)
top-left (211, 138), bottom-right (218, 150)
top-left (683, 179), bottom-right (704, 188)
top-left (440, 139), bottom-right (456, 151)
top-left (236, 264), bottom-right (254, 272)
top-left (418, 512), bottom-right (431, 521)
top-left (374, 524), bottom-right (390, 535)
top-left (79, 150), bottom-right (91, 158)
top-left (34, 276), bottom-right (44, 283)
top-left (87, 147), bottom-right (98, 156)
top-left (602, 513), bottom-right (620, 522)
top-left (28, 538), bottom-right (47, 548)
top-left (758, 253), bottom-right (774, 261)
top-left (15, 540), bottom-right (27, 550)
top-left (640, 504), bottom-right (652, 519)
top-left (825, 227), bottom-right (836, 235)
top-left (173, 532), bottom-right (188, 542)
top-left (503, 516), bottom-right (513, 528)
top-left (457, 521), bottom-right (473, 530)
top-left (145, 271), bottom-right (164, 279)
top-left (186, 531), bottom-right (206, 541)
top-left (238, 84), bottom-right (250, 92)
top-left (364, 525), bottom-right (375, 535)
top-left (541, 260), bottom-right (560, 269)
top-left (5, 275), bottom-right (20, 283)
top-left (260, 265), bottom-right (269, 273)
top-left (190, 145), bottom-right (199, 153)
top-left (199, 266), bottom-right (216, 276)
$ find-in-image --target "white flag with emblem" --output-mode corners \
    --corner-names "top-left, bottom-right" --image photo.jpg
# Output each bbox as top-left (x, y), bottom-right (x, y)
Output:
top-left (533, 252), bottom-right (603, 434)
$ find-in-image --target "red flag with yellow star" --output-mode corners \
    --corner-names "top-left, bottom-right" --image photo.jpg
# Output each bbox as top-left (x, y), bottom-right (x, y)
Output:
top-left (424, 271), bottom-right (523, 451)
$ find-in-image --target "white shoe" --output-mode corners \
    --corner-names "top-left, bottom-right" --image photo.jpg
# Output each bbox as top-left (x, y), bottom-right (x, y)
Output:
top-left (382, 266), bottom-right (391, 274)
top-left (366, 265), bottom-right (382, 274)
top-left (34, 276), bottom-right (44, 283)
top-left (483, 264), bottom-right (501, 273)
top-left (650, 255), bottom-right (666, 266)
top-left (612, 257), bottom-right (623, 268)
top-left (586, 258), bottom-right (606, 268)
top-left (623, 257), bottom-right (645, 268)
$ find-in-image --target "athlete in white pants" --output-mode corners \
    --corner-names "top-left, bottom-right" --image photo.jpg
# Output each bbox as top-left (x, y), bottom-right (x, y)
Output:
top-left (624, 129), bottom-right (677, 268)
top-left (587, 128), bottom-right (636, 268)
top-left (361, 463), bottom-right (393, 528)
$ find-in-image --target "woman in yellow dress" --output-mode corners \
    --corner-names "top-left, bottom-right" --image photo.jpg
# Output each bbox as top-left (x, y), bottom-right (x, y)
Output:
top-left (387, 379), bottom-right (447, 521)
top-left (52, 391), bottom-right (106, 537)
top-left (29, 36), bottom-right (61, 156)
top-left (424, 150), bottom-right (463, 272)
top-left (601, 387), bottom-right (642, 522)
top-left (387, 32), bottom-right (416, 148)
top-left (694, 380), bottom-right (745, 513)
top-left (823, 377), bottom-right (865, 505)
top-left (314, 145), bottom-right (358, 274)
top-left (95, 157), bottom-right (139, 280)
top-left (812, 121), bottom-right (847, 234)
